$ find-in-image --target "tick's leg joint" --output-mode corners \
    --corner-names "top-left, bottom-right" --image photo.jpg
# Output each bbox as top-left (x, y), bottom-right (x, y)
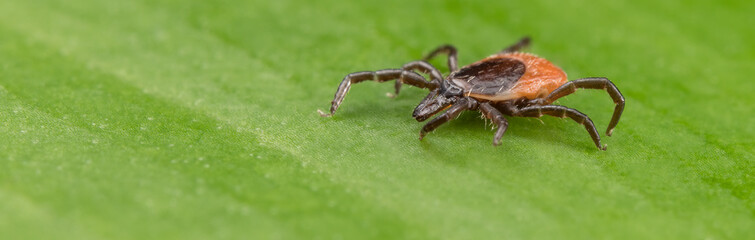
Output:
top-left (319, 69), bottom-right (438, 117)
top-left (501, 36), bottom-right (531, 53)
top-left (516, 105), bottom-right (606, 150)
top-left (419, 98), bottom-right (475, 140)
top-left (395, 61), bottom-right (444, 96)
top-left (479, 103), bottom-right (509, 146)
top-left (544, 77), bottom-right (625, 136)
top-left (422, 45), bottom-right (459, 72)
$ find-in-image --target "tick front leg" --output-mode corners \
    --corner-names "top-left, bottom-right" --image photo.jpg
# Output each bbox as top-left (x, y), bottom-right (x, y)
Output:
top-left (422, 44), bottom-right (459, 72)
top-left (479, 103), bottom-right (509, 146)
top-left (500, 36), bottom-right (531, 53)
top-left (319, 70), bottom-right (439, 117)
top-left (515, 105), bottom-right (606, 150)
top-left (543, 77), bottom-right (625, 136)
top-left (419, 98), bottom-right (477, 140)
top-left (394, 61), bottom-right (444, 96)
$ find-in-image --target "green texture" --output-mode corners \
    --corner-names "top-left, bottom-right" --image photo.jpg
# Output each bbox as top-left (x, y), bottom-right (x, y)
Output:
top-left (0, 0), bottom-right (752, 239)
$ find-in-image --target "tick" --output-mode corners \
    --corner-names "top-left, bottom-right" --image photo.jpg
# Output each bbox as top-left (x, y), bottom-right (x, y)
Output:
top-left (318, 37), bottom-right (625, 150)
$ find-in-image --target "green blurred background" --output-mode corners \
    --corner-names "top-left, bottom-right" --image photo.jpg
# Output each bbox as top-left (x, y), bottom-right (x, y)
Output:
top-left (0, 0), bottom-right (752, 239)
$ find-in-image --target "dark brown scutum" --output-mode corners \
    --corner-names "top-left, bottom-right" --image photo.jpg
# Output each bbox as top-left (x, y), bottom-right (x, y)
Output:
top-left (452, 58), bottom-right (525, 95)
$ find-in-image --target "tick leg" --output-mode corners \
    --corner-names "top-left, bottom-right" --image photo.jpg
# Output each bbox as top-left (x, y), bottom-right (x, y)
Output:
top-left (542, 77), bottom-right (625, 136)
top-left (419, 98), bottom-right (477, 140)
top-left (319, 70), bottom-right (439, 117)
top-left (479, 103), bottom-right (509, 146)
top-left (500, 36), bottom-right (531, 53)
top-left (394, 61), bottom-right (444, 95)
top-left (422, 45), bottom-right (459, 72)
top-left (515, 105), bottom-right (606, 150)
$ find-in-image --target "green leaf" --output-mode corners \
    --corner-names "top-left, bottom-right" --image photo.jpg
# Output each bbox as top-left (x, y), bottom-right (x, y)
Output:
top-left (0, 0), bottom-right (752, 239)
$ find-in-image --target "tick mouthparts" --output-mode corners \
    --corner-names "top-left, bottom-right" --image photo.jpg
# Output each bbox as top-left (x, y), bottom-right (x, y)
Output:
top-left (411, 109), bottom-right (424, 120)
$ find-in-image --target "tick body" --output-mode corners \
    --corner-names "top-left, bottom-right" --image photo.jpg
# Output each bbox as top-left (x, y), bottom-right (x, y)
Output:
top-left (319, 37), bottom-right (625, 150)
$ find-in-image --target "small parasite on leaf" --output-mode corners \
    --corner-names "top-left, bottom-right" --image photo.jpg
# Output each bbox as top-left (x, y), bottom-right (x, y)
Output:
top-left (319, 37), bottom-right (625, 150)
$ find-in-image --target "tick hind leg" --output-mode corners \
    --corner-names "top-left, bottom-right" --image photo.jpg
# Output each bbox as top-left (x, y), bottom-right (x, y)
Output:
top-left (515, 105), bottom-right (606, 150)
top-left (422, 44), bottom-right (459, 72)
top-left (319, 69), bottom-right (439, 117)
top-left (542, 77), bottom-right (625, 136)
top-left (479, 103), bottom-right (509, 146)
top-left (500, 36), bottom-right (531, 53)
top-left (419, 98), bottom-right (478, 140)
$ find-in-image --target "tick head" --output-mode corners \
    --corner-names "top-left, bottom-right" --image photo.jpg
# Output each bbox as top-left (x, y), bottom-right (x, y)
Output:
top-left (413, 89), bottom-right (456, 122)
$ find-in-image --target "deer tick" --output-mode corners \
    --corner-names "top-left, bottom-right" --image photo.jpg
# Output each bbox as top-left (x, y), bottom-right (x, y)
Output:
top-left (319, 37), bottom-right (625, 150)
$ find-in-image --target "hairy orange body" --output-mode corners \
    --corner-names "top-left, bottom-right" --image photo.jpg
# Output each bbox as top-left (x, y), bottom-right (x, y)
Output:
top-left (468, 52), bottom-right (568, 101)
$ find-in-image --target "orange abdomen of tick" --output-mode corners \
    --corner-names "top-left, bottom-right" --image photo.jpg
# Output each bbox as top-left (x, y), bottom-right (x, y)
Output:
top-left (499, 53), bottom-right (567, 99)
